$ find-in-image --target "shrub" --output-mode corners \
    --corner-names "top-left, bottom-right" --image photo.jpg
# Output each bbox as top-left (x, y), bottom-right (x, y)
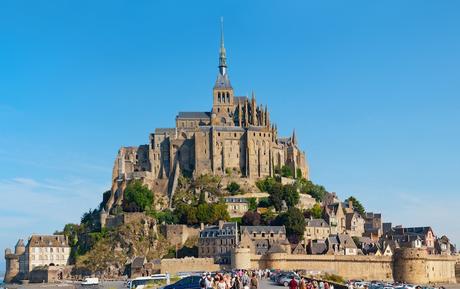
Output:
top-left (123, 180), bottom-right (154, 212)
top-left (226, 182), bottom-right (240, 194)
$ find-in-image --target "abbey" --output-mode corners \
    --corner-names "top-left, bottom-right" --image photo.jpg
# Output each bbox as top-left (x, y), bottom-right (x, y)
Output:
top-left (105, 24), bottom-right (309, 212)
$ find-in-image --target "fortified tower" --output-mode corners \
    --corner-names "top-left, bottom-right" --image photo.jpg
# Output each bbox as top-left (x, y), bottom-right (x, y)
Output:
top-left (4, 248), bottom-right (19, 283)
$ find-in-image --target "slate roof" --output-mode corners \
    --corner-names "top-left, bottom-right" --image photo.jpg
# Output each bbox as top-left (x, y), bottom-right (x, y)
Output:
top-left (28, 235), bottom-right (68, 248)
top-left (200, 222), bottom-right (238, 238)
top-left (305, 219), bottom-right (329, 228)
top-left (241, 226), bottom-right (286, 235)
top-left (337, 234), bottom-right (357, 249)
top-left (155, 128), bottom-right (176, 134)
top-left (308, 242), bottom-right (328, 255)
top-left (214, 73), bottom-right (232, 89)
top-left (267, 243), bottom-right (286, 254)
top-left (177, 112), bottom-right (212, 119)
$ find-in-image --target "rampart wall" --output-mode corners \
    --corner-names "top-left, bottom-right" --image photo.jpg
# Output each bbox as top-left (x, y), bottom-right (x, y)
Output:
top-left (160, 258), bottom-right (220, 274)
top-left (251, 253), bottom-right (393, 281)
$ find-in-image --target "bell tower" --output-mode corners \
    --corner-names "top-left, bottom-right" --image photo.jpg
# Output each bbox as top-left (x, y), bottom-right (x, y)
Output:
top-left (212, 17), bottom-right (234, 126)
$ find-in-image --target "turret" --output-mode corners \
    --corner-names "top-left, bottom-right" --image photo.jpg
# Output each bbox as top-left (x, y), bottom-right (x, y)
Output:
top-left (14, 239), bottom-right (25, 255)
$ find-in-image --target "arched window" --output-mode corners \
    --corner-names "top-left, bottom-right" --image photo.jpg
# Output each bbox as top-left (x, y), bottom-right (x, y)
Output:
top-left (226, 92), bottom-right (230, 102)
top-left (218, 92), bottom-right (221, 102)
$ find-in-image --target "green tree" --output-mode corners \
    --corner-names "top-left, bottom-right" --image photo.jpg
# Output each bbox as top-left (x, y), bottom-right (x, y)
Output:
top-left (283, 184), bottom-right (300, 208)
top-left (248, 198), bottom-right (257, 211)
top-left (154, 209), bottom-right (179, 224)
top-left (305, 203), bottom-right (323, 219)
top-left (268, 183), bottom-right (284, 211)
top-left (256, 177), bottom-right (277, 192)
top-left (226, 182), bottom-right (240, 195)
top-left (346, 196), bottom-right (365, 216)
top-left (211, 203), bottom-right (230, 223)
top-left (260, 210), bottom-right (276, 225)
top-left (272, 207), bottom-right (305, 243)
top-left (197, 203), bottom-right (213, 224)
top-left (297, 178), bottom-right (328, 202)
top-left (281, 165), bottom-right (293, 178)
top-left (123, 180), bottom-right (154, 212)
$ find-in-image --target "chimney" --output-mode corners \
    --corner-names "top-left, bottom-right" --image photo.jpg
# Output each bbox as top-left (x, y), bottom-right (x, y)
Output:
top-left (218, 220), bottom-right (225, 230)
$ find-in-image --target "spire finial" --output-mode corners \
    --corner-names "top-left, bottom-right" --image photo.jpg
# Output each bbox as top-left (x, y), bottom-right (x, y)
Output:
top-left (220, 16), bottom-right (225, 49)
top-left (292, 129), bottom-right (297, 145)
top-left (218, 17), bottom-right (227, 76)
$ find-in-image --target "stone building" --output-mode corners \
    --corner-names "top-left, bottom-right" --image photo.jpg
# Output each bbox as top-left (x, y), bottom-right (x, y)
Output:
top-left (323, 202), bottom-right (346, 235)
top-left (384, 226), bottom-right (436, 254)
top-left (198, 221), bottom-right (238, 264)
top-left (304, 218), bottom-right (330, 243)
top-left (345, 212), bottom-right (365, 237)
top-left (4, 235), bottom-right (70, 283)
top-left (363, 212), bottom-right (382, 241)
top-left (240, 226), bottom-right (288, 255)
top-left (104, 22), bottom-right (309, 213)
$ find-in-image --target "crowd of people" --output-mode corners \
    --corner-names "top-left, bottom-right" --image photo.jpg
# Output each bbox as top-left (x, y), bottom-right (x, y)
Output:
top-left (199, 270), bottom-right (336, 289)
top-left (199, 270), bottom-right (267, 289)
top-left (288, 276), bottom-right (334, 289)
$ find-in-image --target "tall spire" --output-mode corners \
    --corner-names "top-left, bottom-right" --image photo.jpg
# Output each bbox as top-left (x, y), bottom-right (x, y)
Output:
top-left (292, 129), bottom-right (297, 145)
top-left (219, 17), bottom-right (227, 76)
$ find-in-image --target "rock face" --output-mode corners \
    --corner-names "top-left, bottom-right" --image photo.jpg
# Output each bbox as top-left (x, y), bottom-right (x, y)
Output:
top-left (105, 30), bottom-right (309, 214)
top-left (75, 214), bottom-right (168, 277)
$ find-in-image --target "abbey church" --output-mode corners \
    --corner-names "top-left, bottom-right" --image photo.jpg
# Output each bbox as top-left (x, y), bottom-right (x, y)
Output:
top-left (105, 23), bottom-right (309, 212)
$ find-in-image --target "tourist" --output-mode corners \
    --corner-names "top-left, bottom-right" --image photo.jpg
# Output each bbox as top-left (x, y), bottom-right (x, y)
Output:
top-left (233, 275), bottom-right (243, 289)
top-left (299, 277), bottom-right (307, 289)
top-left (250, 273), bottom-right (259, 289)
top-left (206, 274), bottom-right (213, 289)
top-left (200, 274), bottom-right (207, 289)
top-left (289, 276), bottom-right (298, 289)
top-left (217, 274), bottom-right (227, 289)
top-left (242, 271), bottom-right (250, 289)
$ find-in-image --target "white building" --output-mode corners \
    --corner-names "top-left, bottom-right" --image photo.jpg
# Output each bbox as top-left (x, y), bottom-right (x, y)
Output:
top-left (25, 235), bottom-right (70, 271)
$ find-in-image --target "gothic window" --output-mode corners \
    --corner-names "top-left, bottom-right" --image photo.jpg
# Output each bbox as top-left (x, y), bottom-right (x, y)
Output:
top-left (218, 108), bottom-right (220, 112)
top-left (226, 92), bottom-right (230, 102)
top-left (218, 92), bottom-right (221, 102)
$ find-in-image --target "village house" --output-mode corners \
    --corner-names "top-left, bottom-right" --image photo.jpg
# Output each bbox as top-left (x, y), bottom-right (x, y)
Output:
top-left (363, 212), bottom-right (383, 241)
top-left (327, 234), bottom-right (358, 256)
top-left (323, 202), bottom-right (346, 235)
top-left (345, 212), bottom-right (365, 237)
top-left (385, 226), bottom-right (436, 253)
top-left (198, 221), bottom-right (238, 264)
top-left (240, 226), bottom-right (288, 255)
top-left (304, 218), bottom-right (330, 243)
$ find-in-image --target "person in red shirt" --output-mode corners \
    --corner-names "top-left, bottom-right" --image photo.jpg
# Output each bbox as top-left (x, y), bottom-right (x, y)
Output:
top-left (289, 276), bottom-right (298, 289)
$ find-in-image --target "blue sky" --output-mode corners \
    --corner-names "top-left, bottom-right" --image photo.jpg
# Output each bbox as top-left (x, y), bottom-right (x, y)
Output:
top-left (1, 0), bottom-right (460, 269)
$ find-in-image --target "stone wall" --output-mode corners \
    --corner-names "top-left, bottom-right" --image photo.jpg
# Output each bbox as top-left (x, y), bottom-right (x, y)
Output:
top-left (231, 249), bottom-right (458, 284)
top-left (160, 258), bottom-right (220, 274)
top-left (250, 253), bottom-right (393, 281)
top-left (161, 224), bottom-right (200, 247)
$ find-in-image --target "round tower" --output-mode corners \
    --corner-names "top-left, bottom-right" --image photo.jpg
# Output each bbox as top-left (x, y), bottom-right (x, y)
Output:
top-left (4, 248), bottom-right (19, 283)
top-left (393, 248), bottom-right (428, 284)
top-left (232, 247), bottom-right (251, 270)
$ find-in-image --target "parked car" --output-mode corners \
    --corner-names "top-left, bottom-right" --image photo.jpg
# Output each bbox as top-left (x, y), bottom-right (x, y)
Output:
top-left (277, 275), bottom-right (300, 287)
top-left (161, 276), bottom-right (201, 289)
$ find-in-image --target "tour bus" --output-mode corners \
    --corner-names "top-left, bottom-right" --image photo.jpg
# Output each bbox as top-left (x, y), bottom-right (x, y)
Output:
top-left (129, 275), bottom-right (169, 289)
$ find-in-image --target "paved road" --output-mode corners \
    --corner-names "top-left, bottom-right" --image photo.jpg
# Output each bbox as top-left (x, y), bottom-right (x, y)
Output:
top-left (4, 279), bottom-right (460, 289)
